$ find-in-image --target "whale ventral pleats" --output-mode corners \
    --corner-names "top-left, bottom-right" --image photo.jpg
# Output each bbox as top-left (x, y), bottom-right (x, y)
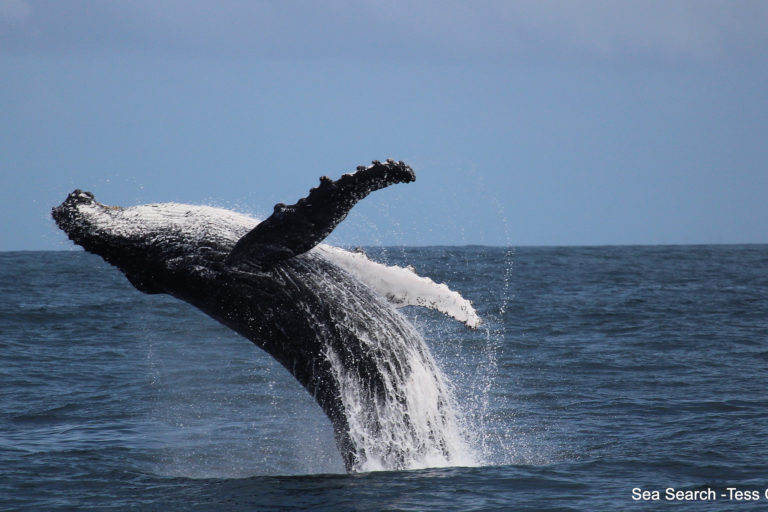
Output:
top-left (226, 160), bottom-right (415, 269)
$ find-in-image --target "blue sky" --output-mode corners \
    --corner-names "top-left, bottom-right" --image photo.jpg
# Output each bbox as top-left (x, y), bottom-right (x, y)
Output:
top-left (2, 1), bottom-right (767, 249)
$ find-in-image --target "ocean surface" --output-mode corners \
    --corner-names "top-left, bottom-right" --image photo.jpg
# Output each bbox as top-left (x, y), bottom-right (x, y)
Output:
top-left (2, 245), bottom-right (767, 511)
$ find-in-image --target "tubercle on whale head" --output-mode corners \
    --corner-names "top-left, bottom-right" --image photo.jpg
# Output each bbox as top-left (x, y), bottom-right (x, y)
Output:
top-left (51, 189), bottom-right (95, 220)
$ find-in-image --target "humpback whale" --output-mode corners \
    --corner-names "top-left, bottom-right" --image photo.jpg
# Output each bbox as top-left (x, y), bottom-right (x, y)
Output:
top-left (52, 160), bottom-right (480, 472)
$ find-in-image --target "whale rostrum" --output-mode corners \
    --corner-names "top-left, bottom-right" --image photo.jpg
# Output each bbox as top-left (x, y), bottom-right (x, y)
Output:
top-left (52, 160), bottom-right (479, 472)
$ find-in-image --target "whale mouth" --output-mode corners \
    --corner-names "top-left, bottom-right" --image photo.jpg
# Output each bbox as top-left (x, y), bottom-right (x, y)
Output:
top-left (52, 189), bottom-right (124, 256)
top-left (52, 189), bottom-right (102, 245)
top-left (52, 190), bottom-right (87, 237)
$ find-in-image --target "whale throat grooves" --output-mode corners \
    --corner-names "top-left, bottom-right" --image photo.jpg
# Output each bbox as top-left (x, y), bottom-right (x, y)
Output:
top-left (51, 160), bottom-right (479, 472)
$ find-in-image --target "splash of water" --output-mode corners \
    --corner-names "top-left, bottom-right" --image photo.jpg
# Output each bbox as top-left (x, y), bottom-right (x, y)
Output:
top-left (298, 248), bottom-right (480, 472)
top-left (324, 311), bottom-right (478, 472)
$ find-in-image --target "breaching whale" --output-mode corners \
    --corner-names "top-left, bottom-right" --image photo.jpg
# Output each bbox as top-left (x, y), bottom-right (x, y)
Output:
top-left (52, 160), bottom-right (480, 472)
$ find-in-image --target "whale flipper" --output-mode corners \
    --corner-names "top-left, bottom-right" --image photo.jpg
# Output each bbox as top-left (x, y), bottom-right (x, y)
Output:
top-left (318, 245), bottom-right (480, 328)
top-left (226, 160), bottom-right (415, 269)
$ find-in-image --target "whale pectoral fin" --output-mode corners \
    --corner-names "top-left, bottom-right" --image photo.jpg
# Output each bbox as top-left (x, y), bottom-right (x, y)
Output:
top-left (227, 160), bottom-right (415, 268)
top-left (318, 245), bottom-right (481, 329)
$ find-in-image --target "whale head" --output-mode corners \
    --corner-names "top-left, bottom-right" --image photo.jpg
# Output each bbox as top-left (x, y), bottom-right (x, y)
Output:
top-left (52, 190), bottom-right (258, 293)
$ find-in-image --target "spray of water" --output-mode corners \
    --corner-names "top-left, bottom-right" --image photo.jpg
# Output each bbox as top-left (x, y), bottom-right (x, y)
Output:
top-left (324, 315), bottom-right (477, 472)
top-left (304, 251), bottom-right (480, 472)
top-left (465, 171), bottom-right (518, 466)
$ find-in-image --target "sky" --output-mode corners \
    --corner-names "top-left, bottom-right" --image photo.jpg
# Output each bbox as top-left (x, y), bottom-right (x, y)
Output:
top-left (1, 0), bottom-right (767, 249)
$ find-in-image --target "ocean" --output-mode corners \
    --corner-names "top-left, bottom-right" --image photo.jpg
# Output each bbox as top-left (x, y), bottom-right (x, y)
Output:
top-left (2, 245), bottom-right (767, 511)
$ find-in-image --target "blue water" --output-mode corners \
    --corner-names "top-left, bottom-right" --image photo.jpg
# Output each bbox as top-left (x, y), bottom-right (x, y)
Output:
top-left (2, 245), bottom-right (768, 511)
